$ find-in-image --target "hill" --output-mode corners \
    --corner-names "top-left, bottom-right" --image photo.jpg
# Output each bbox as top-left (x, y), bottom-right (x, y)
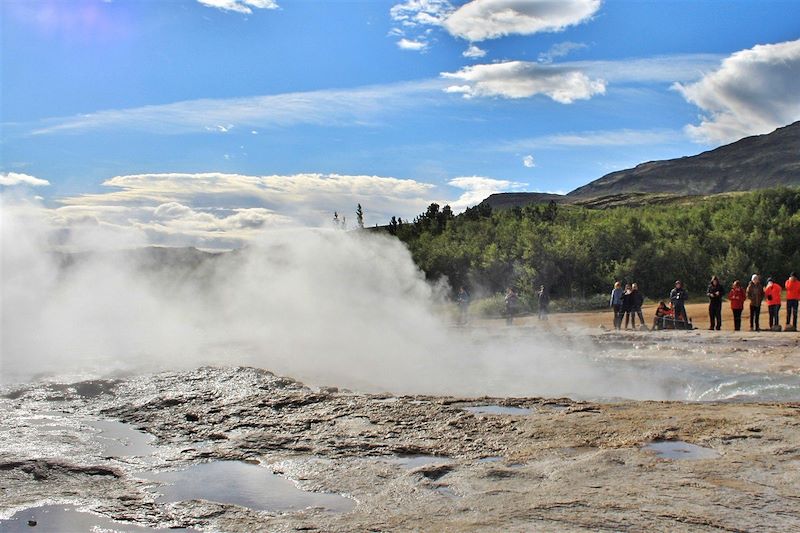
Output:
top-left (479, 122), bottom-right (800, 209)
top-left (480, 192), bottom-right (567, 209)
top-left (568, 121), bottom-right (800, 198)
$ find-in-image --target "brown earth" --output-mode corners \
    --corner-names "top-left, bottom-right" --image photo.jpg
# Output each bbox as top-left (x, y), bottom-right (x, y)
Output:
top-left (495, 301), bottom-right (789, 331)
top-left (2, 358), bottom-right (799, 532)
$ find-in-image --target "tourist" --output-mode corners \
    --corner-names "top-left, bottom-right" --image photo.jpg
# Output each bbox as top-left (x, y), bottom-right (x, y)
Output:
top-left (728, 280), bottom-right (746, 331)
top-left (537, 285), bottom-right (550, 321)
top-left (621, 283), bottom-right (635, 329)
top-left (669, 280), bottom-right (688, 322)
top-left (456, 286), bottom-right (470, 325)
top-left (764, 277), bottom-right (782, 330)
top-left (652, 301), bottom-right (672, 329)
top-left (706, 276), bottom-right (724, 330)
top-left (785, 272), bottom-right (799, 331)
top-left (631, 283), bottom-right (646, 330)
top-left (610, 281), bottom-right (623, 330)
top-left (504, 287), bottom-right (518, 326)
top-left (746, 274), bottom-right (765, 331)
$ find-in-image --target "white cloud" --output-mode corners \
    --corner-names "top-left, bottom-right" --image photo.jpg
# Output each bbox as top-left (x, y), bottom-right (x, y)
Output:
top-left (498, 128), bottom-right (684, 151)
top-left (674, 39), bottom-right (800, 144)
top-left (443, 0), bottom-right (600, 42)
top-left (389, 0), bottom-right (600, 44)
top-left (205, 124), bottom-right (234, 133)
top-left (442, 61), bottom-right (605, 102)
top-left (462, 44), bottom-right (487, 58)
top-left (447, 175), bottom-right (527, 210)
top-left (538, 41), bottom-right (587, 63)
top-left (153, 202), bottom-right (194, 219)
top-left (397, 38), bottom-right (428, 51)
top-left (389, 0), bottom-right (453, 27)
top-left (0, 172), bottom-right (50, 187)
top-left (522, 155), bottom-right (535, 167)
top-left (30, 80), bottom-right (445, 136)
top-left (52, 172), bottom-right (439, 249)
top-left (22, 54), bottom-right (720, 137)
top-left (388, 0), bottom-right (453, 50)
top-left (197, 0), bottom-right (278, 14)
top-left (571, 54), bottom-right (722, 84)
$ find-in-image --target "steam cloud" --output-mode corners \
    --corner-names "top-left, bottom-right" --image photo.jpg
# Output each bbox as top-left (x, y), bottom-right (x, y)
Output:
top-left (0, 194), bottom-right (732, 400)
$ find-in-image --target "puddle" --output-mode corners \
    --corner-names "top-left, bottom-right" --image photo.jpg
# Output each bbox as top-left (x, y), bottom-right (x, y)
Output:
top-left (88, 419), bottom-right (158, 459)
top-left (476, 456), bottom-right (503, 463)
top-left (145, 461), bottom-right (355, 513)
top-left (464, 405), bottom-right (533, 415)
top-left (380, 455), bottom-right (454, 469)
top-left (0, 504), bottom-right (196, 532)
top-left (644, 440), bottom-right (720, 460)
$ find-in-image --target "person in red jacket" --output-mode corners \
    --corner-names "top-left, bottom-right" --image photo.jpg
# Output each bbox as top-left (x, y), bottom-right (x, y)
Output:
top-left (728, 280), bottom-right (746, 331)
top-left (786, 272), bottom-right (799, 331)
top-left (764, 277), bottom-right (782, 330)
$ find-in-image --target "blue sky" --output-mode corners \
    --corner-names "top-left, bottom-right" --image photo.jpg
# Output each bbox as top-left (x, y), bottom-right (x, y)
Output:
top-left (2, 0), bottom-right (799, 248)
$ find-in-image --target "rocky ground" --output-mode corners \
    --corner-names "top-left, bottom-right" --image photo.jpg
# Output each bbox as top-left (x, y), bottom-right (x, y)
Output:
top-left (485, 304), bottom-right (800, 379)
top-left (2, 340), bottom-right (800, 533)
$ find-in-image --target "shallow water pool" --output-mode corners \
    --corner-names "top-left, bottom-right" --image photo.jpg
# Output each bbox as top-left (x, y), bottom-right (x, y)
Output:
top-left (144, 460), bottom-right (356, 513)
top-left (464, 405), bottom-right (534, 415)
top-left (0, 504), bottom-right (197, 533)
top-left (644, 440), bottom-right (720, 460)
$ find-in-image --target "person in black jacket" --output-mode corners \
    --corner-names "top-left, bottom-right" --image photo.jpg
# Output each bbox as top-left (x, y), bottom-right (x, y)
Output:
top-left (621, 283), bottom-right (634, 329)
top-left (537, 285), bottom-right (550, 321)
top-left (670, 280), bottom-right (688, 322)
top-left (706, 275), bottom-right (724, 330)
top-left (631, 283), bottom-right (646, 329)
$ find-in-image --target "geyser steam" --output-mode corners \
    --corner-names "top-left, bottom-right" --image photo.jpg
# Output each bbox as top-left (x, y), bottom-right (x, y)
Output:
top-left (1, 197), bottom-right (765, 400)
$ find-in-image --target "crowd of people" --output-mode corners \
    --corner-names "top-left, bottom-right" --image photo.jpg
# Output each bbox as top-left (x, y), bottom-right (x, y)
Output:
top-left (454, 285), bottom-right (549, 326)
top-left (453, 272), bottom-right (799, 332)
top-left (610, 273), bottom-right (800, 332)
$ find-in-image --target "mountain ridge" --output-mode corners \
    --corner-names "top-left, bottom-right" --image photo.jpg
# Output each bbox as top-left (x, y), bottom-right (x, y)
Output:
top-left (480, 121), bottom-right (800, 209)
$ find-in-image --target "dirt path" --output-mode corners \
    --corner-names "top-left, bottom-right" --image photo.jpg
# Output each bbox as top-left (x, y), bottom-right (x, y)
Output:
top-left (502, 301), bottom-right (794, 331)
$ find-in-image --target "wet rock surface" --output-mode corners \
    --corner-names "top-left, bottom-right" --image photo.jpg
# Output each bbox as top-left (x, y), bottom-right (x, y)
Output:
top-left (2, 365), bottom-right (800, 532)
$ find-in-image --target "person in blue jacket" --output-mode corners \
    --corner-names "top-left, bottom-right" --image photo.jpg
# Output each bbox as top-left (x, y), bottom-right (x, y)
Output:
top-left (610, 281), bottom-right (623, 330)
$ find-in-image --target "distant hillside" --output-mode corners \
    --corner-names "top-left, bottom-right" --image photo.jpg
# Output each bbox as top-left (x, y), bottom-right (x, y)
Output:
top-left (480, 192), bottom-right (567, 210)
top-left (568, 121), bottom-right (800, 198)
top-left (479, 191), bottom-right (728, 210)
top-left (480, 122), bottom-right (800, 209)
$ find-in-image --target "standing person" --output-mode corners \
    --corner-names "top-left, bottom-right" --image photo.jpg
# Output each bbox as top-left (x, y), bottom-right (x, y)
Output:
top-left (504, 287), bottom-right (518, 326)
top-left (456, 286), bottom-right (470, 325)
top-left (610, 281), bottom-right (623, 330)
top-left (764, 277), bottom-right (782, 330)
top-left (785, 272), bottom-right (799, 331)
top-left (706, 276), bottom-right (725, 330)
top-left (631, 283), bottom-right (646, 330)
top-left (622, 283), bottom-right (634, 329)
top-left (746, 274), bottom-right (765, 331)
top-left (728, 280), bottom-right (746, 331)
top-left (537, 285), bottom-right (550, 321)
top-left (669, 280), bottom-right (688, 322)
